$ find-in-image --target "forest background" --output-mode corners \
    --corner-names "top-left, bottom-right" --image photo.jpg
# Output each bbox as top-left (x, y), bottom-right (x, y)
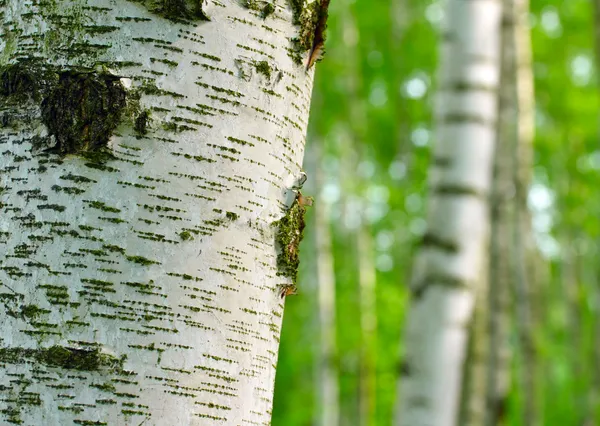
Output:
top-left (272, 0), bottom-right (600, 425)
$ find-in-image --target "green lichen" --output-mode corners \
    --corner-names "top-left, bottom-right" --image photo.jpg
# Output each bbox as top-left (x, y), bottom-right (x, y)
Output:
top-left (179, 230), bottom-right (193, 240)
top-left (273, 193), bottom-right (311, 284)
top-left (20, 304), bottom-right (48, 319)
top-left (226, 211), bottom-right (239, 221)
top-left (254, 61), bottom-right (272, 79)
top-left (0, 346), bottom-right (124, 372)
top-left (126, 255), bottom-right (159, 266)
top-left (130, 0), bottom-right (210, 22)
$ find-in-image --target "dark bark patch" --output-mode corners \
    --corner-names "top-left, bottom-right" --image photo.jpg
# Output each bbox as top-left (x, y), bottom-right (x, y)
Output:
top-left (0, 62), bottom-right (39, 99)
top-left (0, 346), bottom-right (125, 372)
top-left (134, 110), bottom-right (151, 136)
top-left (131, 0), bottom-right (210, 22)
top-left (399, 359), bottom-right (411, 376)
top-left (0, 61), bottom-right (55, 102)
top-left (41, 72), bottom-right (127, 155)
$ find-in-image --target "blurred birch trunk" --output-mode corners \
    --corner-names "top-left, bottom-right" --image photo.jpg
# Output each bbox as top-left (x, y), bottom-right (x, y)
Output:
top-left (395, 1), bottom-right (502, 425)
top-left (483, 1), bottom-right (518, 424)
top-left (511, 0), bottom-right (539, 423)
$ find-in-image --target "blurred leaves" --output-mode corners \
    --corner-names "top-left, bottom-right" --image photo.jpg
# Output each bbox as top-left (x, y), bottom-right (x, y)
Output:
top-left (273, 0), bottom-right (600, 424)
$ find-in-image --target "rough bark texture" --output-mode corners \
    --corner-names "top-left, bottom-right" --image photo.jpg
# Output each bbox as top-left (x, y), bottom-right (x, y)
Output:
top-left (395, 1), bottom-right (502, 425)
top-left (0, 1), bottom-right (317, 424)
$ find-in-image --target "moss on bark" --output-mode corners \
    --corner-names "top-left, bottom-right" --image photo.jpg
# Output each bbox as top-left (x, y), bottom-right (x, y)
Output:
top-left (0, 346), bottom-right (125, 372)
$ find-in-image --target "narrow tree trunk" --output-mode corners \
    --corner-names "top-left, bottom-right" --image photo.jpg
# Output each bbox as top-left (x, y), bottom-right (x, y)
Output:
top-left (395, 2), bottom-right (502, 425)
top-left (315, 147), bottom-right (339, 426)
top-left (0, 1), bottom-right (317, 424)
top-left (512, 0), bottom-right (539, 423)
top-left (459, 252), bottom-right (490, 426)
top-left (484, 1), bottom-right (518, 424)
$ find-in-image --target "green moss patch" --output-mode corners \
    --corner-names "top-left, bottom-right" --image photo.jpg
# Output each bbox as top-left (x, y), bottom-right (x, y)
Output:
top-left (273, 194), bottom-right (310, 284)
top-left (254, 61), bottom-right (272, 79)
top-left (287, 0), bottom-right (321, 65)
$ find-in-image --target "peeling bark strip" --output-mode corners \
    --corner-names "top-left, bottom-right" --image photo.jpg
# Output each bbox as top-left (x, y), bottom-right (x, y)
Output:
top-left (0, 1), bottom-right (315, 424)
top-left (395, 1), bottom-right (502, 426)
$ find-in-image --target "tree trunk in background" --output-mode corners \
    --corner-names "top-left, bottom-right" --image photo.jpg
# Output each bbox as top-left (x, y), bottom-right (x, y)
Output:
top-left (315, 148), bottom-right (339, 426)
top-left (395, 1), bottom-right (502, 425)
top-left (0, 1), bottom-right (316, 424)
top-left (459, 246), bottom-right (490, 426)
top-left (512, 0), bottom-right (539, 423)
top-left (336, 2), bottom-right (378, 424)
top-left (358, 225), bottom-right (377, 426)
top-left (484, 1), bottom-right (517, 424)
top-left (485, 1), bottom-right (517, 426)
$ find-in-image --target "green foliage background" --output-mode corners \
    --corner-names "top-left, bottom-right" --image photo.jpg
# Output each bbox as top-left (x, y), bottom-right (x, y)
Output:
top-left (272, 0), bottom-right (600, 425)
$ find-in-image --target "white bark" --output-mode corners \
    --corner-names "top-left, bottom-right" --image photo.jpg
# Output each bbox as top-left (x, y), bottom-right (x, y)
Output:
top-left (395, 2), bottom-right (502, 426)
top-left (0, 1), bottom-right (316, 424)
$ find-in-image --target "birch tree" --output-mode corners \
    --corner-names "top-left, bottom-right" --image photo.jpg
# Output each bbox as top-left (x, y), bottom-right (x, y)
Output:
top-left (395, 1), bottom-right (502, 425)
top-left (484, 1), bottom-right (517, 423)
top-left (0, 0), bottom-right (321, 424)
top-left (511, 0), bottom-right (538, 423)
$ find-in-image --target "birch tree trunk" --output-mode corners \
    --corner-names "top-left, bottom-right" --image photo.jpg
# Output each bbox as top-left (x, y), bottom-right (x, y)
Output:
top-left (0, 1), bottom-right (318, 424)
top-left (511, 0), bottom-right (538, 423)
top-left (395, 1), bottom-right (502, 425)
top-left (485, 1), bottom-right (517, 423)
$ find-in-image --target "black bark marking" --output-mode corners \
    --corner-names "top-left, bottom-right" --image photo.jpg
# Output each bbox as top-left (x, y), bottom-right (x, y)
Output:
top-left (41, 72), bottom-right (127, 155)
